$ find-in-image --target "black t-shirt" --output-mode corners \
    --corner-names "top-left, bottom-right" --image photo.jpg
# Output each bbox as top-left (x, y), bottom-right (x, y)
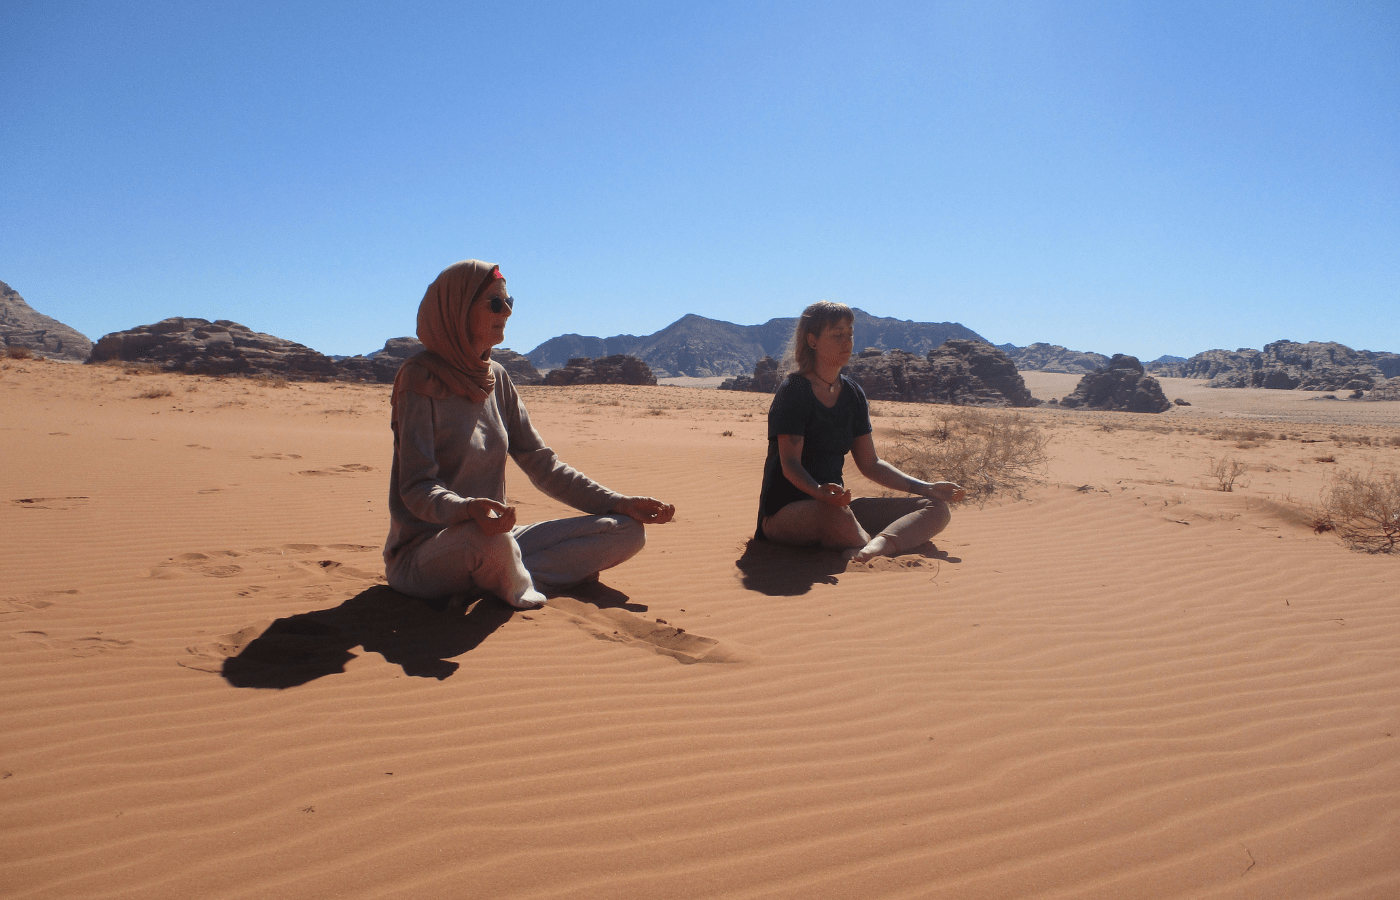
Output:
top-left (756, 373), bottom-right (873, 538)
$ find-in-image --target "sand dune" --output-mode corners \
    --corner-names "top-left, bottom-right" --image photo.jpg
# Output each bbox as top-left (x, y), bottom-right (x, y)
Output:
top-left (3, 358), bottom-right (1399, 899)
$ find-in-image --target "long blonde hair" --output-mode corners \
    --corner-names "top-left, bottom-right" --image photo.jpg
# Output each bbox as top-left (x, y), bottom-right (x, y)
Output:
top-left (789, 301), bottom-right (854, 374)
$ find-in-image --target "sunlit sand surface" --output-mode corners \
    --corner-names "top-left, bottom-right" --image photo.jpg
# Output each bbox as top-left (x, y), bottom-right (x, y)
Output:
top-left (4, 358), bottom-right (1399, 899)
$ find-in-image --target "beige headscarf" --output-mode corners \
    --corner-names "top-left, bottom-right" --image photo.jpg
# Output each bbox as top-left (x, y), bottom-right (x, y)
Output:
top-left (391, 260), bottom-right (502, 427)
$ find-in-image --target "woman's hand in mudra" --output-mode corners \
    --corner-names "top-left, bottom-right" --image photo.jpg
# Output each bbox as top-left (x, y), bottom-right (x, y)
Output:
top-left (613, 496), bottom-right (676, 525)
top-left (920, 481), bottom-right (967, 503)
top-left (466, 498), bottom-right (517, 535)
top-left (815, 483), bottom-right (853, 507)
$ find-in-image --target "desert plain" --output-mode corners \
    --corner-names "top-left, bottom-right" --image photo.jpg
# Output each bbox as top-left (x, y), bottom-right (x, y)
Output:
top-left (2, 358), bottom-right (1399, 900)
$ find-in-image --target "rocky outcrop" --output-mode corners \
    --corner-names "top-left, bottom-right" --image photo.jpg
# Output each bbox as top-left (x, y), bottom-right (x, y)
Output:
top-left (492, 348), bottom-right (544, 385)
top-left (718, 356), bottom-right (782, 393)
top-left (335, 336), bottom-right (423, 383)
top-left (917, 340), bottom-right (1038, 407)
top-left (719, 342), bottom-right (1036, 407)
top-left (1147, 340), bottom-right (1400, 390)
top-left (1, 280), bottom-right (92, 361)
top-left (542, 355), bottom-right (657, 386)
top-left (1361, 377), bottom-right (1400, 401)
top-left (997, 342), bottom-right (1109, 374)
top-left (88, 318), bottom-right (340, 379)
top-left (1059, 355), bottom-right (1172, 413)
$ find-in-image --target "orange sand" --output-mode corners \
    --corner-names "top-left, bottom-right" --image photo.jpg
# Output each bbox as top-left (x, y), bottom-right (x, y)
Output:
top-left (3, 358), bottom-right (1398, 899)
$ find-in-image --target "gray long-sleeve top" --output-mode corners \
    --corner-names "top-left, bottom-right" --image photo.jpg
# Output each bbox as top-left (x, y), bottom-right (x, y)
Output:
top-left (385, 361), bottom-right (624, 564)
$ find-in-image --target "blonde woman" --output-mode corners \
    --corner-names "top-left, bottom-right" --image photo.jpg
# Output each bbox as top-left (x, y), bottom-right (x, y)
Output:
top-left (385, 260), bottom-right (674, 610)
top-left (756, 301), bottom-right (965, 561)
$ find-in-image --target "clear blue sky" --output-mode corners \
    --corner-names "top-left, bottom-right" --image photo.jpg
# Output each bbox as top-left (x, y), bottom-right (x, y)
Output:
top-left (4, 1), bottom-right (1397, 360)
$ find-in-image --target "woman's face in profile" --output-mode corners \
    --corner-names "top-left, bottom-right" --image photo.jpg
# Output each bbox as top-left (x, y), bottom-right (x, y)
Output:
top-left (809, 319), bottom-right (854, 369)
top-left (468, 278), bottom-right (512, 352)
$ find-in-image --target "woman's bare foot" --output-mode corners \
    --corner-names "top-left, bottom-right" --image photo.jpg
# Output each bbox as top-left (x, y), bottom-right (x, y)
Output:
top-left (852, 534), bottom-right (897, 563)
top-left (506, 588), bottom-right (547, 610)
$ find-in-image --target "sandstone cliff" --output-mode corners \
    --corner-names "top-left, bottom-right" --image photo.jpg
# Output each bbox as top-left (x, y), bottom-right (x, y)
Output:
top-left (1, 280), bottom-right (93, 361)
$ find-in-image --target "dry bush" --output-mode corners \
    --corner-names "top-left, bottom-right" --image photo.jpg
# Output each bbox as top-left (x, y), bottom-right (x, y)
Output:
top-left (250, 374), bottom-right (290, 389)
top-left (885, 408), bottom-right (1050, 505)
top-left (1206, 454), bottom-right (1249, 492)
top-left (5, 345), bottom-right (35, 359)
top-left (1317, 470), bottom-right (1400, 553)
top-left (135, 386), bottom-right (174, 399)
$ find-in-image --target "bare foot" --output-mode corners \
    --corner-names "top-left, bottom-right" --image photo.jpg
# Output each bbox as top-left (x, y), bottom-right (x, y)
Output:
top-left (506, 588), bottom-right (547, 610)
top-left (852, 534), bottom-right (896, 563)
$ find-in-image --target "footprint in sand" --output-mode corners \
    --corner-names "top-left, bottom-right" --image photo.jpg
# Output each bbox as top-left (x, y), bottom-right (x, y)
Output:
top-left (70, 635), bottom-right (135, 657)
top-left (547, 596), bottom-right (753, 665)
top-left (0, 590), bottom-right (77, 615)
top-left (845, 556), bottom-right (939, 573)
top-left (9, 496), bottom-right (90, 510)
top-left (297, 463), bottom-right (376, 477)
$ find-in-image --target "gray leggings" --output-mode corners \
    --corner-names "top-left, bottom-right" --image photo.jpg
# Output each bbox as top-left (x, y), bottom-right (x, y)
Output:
top-left (387, 514), bottom-right (645, 602)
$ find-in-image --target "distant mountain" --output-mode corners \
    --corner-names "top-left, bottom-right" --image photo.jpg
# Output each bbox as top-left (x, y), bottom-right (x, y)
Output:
top-left (996, 342), bottom-right (1109, 374)
top-left (527, 308), bottom-right (986, 378)
top-left (1, 280), bottom-right (92, 361)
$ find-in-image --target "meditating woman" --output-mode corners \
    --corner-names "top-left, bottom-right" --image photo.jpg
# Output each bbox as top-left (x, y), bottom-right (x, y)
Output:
top-left (385, 259), bottom-right (675, 610)
top-left (756, 301), bottom-right (966, 561)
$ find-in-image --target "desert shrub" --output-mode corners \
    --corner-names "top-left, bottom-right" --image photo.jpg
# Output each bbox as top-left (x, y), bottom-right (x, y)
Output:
top-left (1318, 470), bottom-right (1400, 553)
top-left (1206, 454), bottom-right (1249, 492)
top-left (135, 386), bottom-right (174, 399)
top-left (885, 408), bottom-right (1050, 505)
top-left (5, 345), bottom-right (35, 359)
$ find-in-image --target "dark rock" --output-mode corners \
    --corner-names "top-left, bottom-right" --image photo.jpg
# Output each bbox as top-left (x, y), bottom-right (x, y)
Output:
top-left (718, 356), bottom-right (782, 393)
top-left (88, 317), bottom-right (340, 379)
top-left (1174, 398), bottom-right (1191, 406)
top-left (542, 354), bottom-right (657, 386)
top-left (997, 342), bottom-right (1110, 374)
top-left (492, 348), bottom-right (544, 385)
top-left (843, 341), bottom-right (1038, 407)
top-left (1059, 355), bottom-right (1172, 413)
top-left (335, 336), bottom-right (424, 383)
top-left (1, 280), bottom-right (93, 361)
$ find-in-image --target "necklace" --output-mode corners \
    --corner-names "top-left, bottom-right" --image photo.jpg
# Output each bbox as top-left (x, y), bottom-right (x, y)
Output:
top-left (810, 371), bottom-right (839, 395)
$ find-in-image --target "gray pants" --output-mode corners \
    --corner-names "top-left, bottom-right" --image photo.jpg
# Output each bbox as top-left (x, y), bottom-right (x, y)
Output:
top-left (387, 514), bottom-right (645, 602)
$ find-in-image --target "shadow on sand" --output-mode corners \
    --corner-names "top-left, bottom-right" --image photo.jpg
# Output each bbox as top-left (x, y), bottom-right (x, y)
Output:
top-left (220, 580), bottom-right (646, 689)
top-left (735, 539), bottom-right (960, 597)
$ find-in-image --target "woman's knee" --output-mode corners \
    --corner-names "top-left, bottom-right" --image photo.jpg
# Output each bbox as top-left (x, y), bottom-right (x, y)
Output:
top-left (610, 514), bottom-right (647, 560)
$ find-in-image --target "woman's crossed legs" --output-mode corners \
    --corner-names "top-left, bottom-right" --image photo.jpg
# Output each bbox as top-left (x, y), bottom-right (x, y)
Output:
top-left (388, 514), bottom-right (645, 609)
top-left (761, 495), bottom-right (950, 561)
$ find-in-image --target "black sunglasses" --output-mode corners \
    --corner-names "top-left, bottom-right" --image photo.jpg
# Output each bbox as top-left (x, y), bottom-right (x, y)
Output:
top-left (488, 295), bottom-right (514, 314)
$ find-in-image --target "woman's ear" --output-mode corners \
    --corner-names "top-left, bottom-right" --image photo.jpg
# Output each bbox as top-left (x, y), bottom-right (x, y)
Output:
top-left (807, 333), bottom-right (817, 349)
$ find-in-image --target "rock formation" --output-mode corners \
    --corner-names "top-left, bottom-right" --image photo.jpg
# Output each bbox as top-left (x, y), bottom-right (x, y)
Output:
top-left (337, 339), bottom-right (542, 386)
top-left (1059, 355), bottom-right (1172, 413)
top-left (916, 340), bottom-right (1038, 407)
top-left (1362, 377), bottom-right (1400, 401)
top-left (1, 280), bottom-right (92, 361)
top-left (542, 355), bottom-right (657, 386)
top-left (1147, 340), bottom-right (1400, 391)
top-left (717, 356), bottom-right (782, 393)
top-left (997, 342), bottom-right (1109, 374)
top-left (88, 318), bottom-right (340, 379)
top-left (720, 342), bottom-right (1036, 407)
top-left (335, 336), bottom-right (423, 383)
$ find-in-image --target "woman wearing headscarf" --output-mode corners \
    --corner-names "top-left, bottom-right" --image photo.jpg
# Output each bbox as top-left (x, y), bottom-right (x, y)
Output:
top-left (385, 260), bottom-right (675, 610)
top-left (756, 301), bottom-right (966, 561)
